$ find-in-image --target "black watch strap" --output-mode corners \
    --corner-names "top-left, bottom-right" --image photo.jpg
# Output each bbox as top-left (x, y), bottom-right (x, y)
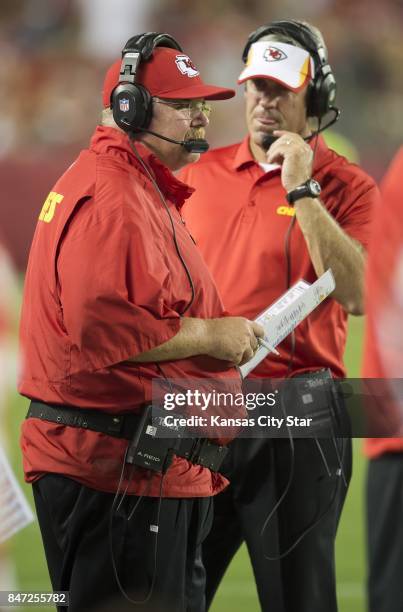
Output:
top-left (286, 179), bottom-right (321, 204)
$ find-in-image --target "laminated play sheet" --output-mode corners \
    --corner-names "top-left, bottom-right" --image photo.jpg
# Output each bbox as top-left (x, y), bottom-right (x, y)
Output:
top-left (240, 269), bottom-right (336, 377)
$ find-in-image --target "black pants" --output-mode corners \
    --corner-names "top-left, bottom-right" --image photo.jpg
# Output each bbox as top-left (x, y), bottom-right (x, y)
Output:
top-left (32, 474), bottom-right (213, 612)
top-left (366, 453), bottom-right (403, 612)
top-left (203, 436), bottom-right (352, 612)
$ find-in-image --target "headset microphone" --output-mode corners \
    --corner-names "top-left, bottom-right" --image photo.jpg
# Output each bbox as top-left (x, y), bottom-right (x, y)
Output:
top-left (122, 122), bottom-right (209, 153)
top-left (261, 106), bottom-right (340, 151)
top-left (182, 139), bottom-right (209, 153)
top-left (262, 135), bottom-right (278, 150)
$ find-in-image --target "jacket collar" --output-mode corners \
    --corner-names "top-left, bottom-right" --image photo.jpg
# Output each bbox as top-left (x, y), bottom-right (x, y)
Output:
top-left (90, 126), bottom-right (195, 209)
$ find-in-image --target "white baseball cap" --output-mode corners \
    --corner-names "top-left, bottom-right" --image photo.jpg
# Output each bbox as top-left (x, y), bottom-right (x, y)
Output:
top-left (238, 41), bottom-right (314, 92)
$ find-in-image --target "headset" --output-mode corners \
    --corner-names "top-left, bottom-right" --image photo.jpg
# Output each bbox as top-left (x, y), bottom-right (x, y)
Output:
top-left (111, 32), bottom-right (183, 132)
top-left (242, 19), bottom-right (337, 118)
top-left (110, 32), bottom-right (209, 153)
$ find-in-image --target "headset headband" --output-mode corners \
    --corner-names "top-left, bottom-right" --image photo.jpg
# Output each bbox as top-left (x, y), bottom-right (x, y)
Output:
top-left (119, 32), bottom-right (183, 86)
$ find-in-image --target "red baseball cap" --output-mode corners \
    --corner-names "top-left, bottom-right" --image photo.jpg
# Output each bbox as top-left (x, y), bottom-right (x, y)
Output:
top-left (102, 47), bottom-right (235, 107)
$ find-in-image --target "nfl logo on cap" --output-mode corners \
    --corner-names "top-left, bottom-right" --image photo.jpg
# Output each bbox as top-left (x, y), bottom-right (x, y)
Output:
top-left (119, 98), bottom-right (130, 112)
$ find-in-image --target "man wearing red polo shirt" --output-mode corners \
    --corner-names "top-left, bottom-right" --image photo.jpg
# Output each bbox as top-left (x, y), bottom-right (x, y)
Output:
top-left (179, 20), bottom-right (378, 612)
top-left (19, 33), bottom-right (264, 612)
top-left (363, 147), bottom-right (403, 612)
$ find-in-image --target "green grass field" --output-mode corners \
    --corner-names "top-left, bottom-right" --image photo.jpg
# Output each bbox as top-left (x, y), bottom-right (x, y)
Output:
top-left (7, 316), bottom-right (367, 612)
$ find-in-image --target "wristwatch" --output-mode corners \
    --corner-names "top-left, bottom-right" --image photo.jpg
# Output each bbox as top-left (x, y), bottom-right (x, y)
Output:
top-left (286, 179), bottom-right (321, 204)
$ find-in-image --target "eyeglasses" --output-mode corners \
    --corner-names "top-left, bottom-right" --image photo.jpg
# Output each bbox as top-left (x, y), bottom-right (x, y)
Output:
top-left (153, 98), bottom-right (212, 118)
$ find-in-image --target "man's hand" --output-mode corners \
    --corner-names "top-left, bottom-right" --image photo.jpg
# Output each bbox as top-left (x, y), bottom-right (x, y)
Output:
top-left (267, 130), bottom-right (313, 192)
top-left (203, 317), bottom-right (265, 366)
top-left (128, 316), bottom-right (265, 366)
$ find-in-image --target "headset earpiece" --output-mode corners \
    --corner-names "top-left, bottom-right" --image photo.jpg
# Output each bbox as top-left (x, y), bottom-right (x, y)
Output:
top-left (111, 32), bottom-right (183, 133)
top-left (242, 20), bottom-right (337, 118)
top-left (305, 43), bottom-right (337, 118)
top-left (112, 82), bottom-right (152, 132)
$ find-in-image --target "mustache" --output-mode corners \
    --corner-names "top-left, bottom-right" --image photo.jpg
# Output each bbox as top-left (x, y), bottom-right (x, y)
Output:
top-left (184, 127), bottom-right (206, 141)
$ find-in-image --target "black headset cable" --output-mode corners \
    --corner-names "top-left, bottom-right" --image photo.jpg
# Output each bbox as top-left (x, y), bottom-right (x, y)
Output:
top-left (128, 137), bottom-right (195, 315)
top-left (109, 444), bottom-right (167, 606)
top-left (261, 114), bottom-right (346, 558)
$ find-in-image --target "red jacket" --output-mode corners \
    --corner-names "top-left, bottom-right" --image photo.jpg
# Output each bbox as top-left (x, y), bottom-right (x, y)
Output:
top-left (19, 126), bottom-right (240, 496)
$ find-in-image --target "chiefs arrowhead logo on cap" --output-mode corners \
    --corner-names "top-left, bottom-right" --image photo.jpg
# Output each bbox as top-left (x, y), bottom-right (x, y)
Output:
top-left (263, 46), bottom-right (288, 62)
top-left (239, 42), bottom-right (313, 92)
top-left (175, 54), bottom-right (200, 78)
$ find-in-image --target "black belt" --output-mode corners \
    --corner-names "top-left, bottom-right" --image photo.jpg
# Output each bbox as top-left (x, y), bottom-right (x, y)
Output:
top-left (27, 401), bottom-right (143, 439)
top-left (26, 401), bottom-right (228, 472)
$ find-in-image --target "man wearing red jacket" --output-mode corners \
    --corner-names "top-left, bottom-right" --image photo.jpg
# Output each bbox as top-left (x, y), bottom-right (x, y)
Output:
top-left (363, 147), bottom-right (403, 612)
top-left (179, 19), bottom-right (378, 612)
top-left (19, 33), bottom-right (264, 612)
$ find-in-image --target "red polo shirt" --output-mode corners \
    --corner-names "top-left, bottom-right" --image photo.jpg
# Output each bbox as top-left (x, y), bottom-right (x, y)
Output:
top-left (363, 147), bottom-right (403, 457)
top-left (19, 126), bottom-right (239, 497)
top-left (179, 135), bottom-right (378, 378)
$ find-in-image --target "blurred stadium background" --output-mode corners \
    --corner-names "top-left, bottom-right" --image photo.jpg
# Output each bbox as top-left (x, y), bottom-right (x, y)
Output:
top-left (1, 0), bottom-right (402, 610)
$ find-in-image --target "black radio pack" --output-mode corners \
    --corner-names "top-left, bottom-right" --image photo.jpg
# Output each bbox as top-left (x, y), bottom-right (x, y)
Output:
top-left (126, 404), bottom-right (185, 473)
top-left (125, 404), bottom-right (229, 474)
top-left (282, 368), bottom-right (347, 437)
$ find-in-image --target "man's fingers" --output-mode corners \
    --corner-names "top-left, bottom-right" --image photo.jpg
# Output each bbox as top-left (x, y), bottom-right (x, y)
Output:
top-left (239, 347), bottom-right (254, 366)
top-left (251, 321), bottom-right (265, 338)
top-left (267, 151), bottom-right (284, 165)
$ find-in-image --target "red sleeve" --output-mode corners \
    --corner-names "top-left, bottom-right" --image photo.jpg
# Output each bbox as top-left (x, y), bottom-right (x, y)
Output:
top-left (336, 180), bottom-right (380, 251)
top-left (57, 206), bottom-right (181, 371)
top-left (381, 147), bottom-right (403, 196)
top-left (363, 149), bottom-right (403, 456)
